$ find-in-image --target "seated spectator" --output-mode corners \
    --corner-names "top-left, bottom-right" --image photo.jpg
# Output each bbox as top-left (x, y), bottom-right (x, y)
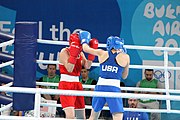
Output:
top-left (123, 98), bottom-right (149, 120)
top-left (10, 110), bottom-right (24, 116)
top-left (136, 69), bottom-right (163, 120)
top-left (0, 82), bottom-right (6, 96)
top-left (38, 64), bottom-right (60, 100)
top-left (79, 67), bottom-right (97, 119)
top-left (80, 67), bottom-right (97, 89)
top-left (38, 64), bottom-right (64, 117)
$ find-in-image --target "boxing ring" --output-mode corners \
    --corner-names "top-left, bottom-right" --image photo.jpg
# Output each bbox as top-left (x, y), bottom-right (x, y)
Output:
top-left (0, 22), bottom-right (180, 119)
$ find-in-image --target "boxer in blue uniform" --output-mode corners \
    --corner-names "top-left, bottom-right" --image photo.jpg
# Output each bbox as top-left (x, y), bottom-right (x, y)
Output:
top-left (79, 31), bottom-right (130, 120)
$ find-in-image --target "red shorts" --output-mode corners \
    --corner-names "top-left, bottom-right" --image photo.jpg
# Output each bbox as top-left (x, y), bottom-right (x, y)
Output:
top-left (58, 81), bottom-right (85, 109)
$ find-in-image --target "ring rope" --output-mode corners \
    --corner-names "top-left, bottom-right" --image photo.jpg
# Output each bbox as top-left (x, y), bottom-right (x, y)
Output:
top-left (0, 60), bottom-right (14, 68)
top-left (36, 60), bottom-right (180, 70)
top-left (2, 82), bottom-right (13, 87)
top-left (0, 52), bottom-right (14, 59)
top-left (37, 39), bottom-right (180, 51)
top-left (36, 82), bottom-right (180, 94)
top-left (37, 39), bottom-right (69, 46)
top-left (41, 102), bottom-right (180, 114)
top-left (36, 60), bottom-right (59, 65)
top-left (0, 32), bottom-right (14, 39)
top-left (0, 39), bottom-right (14, 48)
top-left (0, 116), bottom-right (70, 120)
top-left (0, 86), bottom-right (180, 101)
top-left (2, 56), bottom-right (179, 71)
top-left (1, 38), bottom-right (178, 52)
top-left (36, 60), bottom-right (100, 67)
top-left (1, 58), bottom-right (179, 72)
top-left (1, 87), bottom-right (180, 116)
top-left (1, 86), bottom-right (180, 116)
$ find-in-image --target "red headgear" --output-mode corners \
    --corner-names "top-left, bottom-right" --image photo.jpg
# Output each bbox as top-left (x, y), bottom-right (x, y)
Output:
top-left (69, 33), bottom-right (81, 46)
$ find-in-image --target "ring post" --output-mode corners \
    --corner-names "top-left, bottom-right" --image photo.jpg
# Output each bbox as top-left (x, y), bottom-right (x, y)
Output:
top-left (13, 22), bottom-right (37, 111)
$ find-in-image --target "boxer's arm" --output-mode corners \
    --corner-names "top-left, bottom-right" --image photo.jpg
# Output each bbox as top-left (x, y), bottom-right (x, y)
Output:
top-left (121, 54), bottom-right (130, 79)
top-left (81, 52), bottom-right (92, 69)
top-left (87, 38), bottom-right (99, 61)
top-left (84, 60), bottom-right (92, 70)
top-left (59, 48), bottom-right (75, 73)
top-left (82, 44), bottom-right (103, 57)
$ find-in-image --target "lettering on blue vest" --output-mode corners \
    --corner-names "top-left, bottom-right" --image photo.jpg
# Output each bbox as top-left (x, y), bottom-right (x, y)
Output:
top-left (126, 117), bottom-right (139, 120)
top-left (102, 65), bottom-right (118, 73)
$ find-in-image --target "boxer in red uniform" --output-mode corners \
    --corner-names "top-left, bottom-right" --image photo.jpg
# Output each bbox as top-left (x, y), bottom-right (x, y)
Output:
top-left (58, 32), bottom-right (98, 119)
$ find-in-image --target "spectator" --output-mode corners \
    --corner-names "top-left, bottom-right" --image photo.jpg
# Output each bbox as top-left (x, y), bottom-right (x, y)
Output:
top-left (0, 82), bottom-right (6, 95)
top-left (123, 98), bottom-right (149, 120)
top-left (79, 67), bottom-right (97, 118)
top-left (38, 64), bottom-right (63, 117)
top-left (10, 110), bottom-right (24, 116)
top-left (136, 69), bottom-right (163, 120)
top-left (38, 64), bottom-right (60, 100)
top-left (80, 67), bottom-right (97, 88)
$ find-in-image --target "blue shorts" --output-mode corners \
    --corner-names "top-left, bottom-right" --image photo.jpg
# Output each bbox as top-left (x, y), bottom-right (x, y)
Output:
top-left (92, 85), bottom-right (124, 114)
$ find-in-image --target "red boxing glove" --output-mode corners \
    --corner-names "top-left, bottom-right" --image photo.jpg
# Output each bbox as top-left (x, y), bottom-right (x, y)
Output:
top-left (88, 38), bottom-right (99, 61)
top-left (68, 41), bottom-right (82, 64)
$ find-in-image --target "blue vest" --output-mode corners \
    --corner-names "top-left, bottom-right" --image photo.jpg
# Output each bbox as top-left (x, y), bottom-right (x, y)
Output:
top-left (99, 51), bottom-right (124, 80)
top-left (123, 111), bottom-right (149, 120)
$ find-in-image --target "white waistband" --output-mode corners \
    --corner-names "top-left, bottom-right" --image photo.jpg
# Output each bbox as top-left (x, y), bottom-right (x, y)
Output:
top-left (60, 74), bottom-right (79, 82)
top-left (97, 77), bottom-right (120, 88)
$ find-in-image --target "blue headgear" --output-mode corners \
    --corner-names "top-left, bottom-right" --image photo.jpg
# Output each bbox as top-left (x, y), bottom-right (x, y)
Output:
top-left (106, 36), bottom-right (125, 51)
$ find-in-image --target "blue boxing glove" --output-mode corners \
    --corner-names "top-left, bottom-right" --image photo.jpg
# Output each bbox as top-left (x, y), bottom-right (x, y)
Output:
top-left (79, 30), bottom-right (91, 44)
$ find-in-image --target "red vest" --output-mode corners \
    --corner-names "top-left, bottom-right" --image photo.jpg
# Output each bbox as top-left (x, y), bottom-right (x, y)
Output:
top-left (59, 48), bottom-right (82, 76)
